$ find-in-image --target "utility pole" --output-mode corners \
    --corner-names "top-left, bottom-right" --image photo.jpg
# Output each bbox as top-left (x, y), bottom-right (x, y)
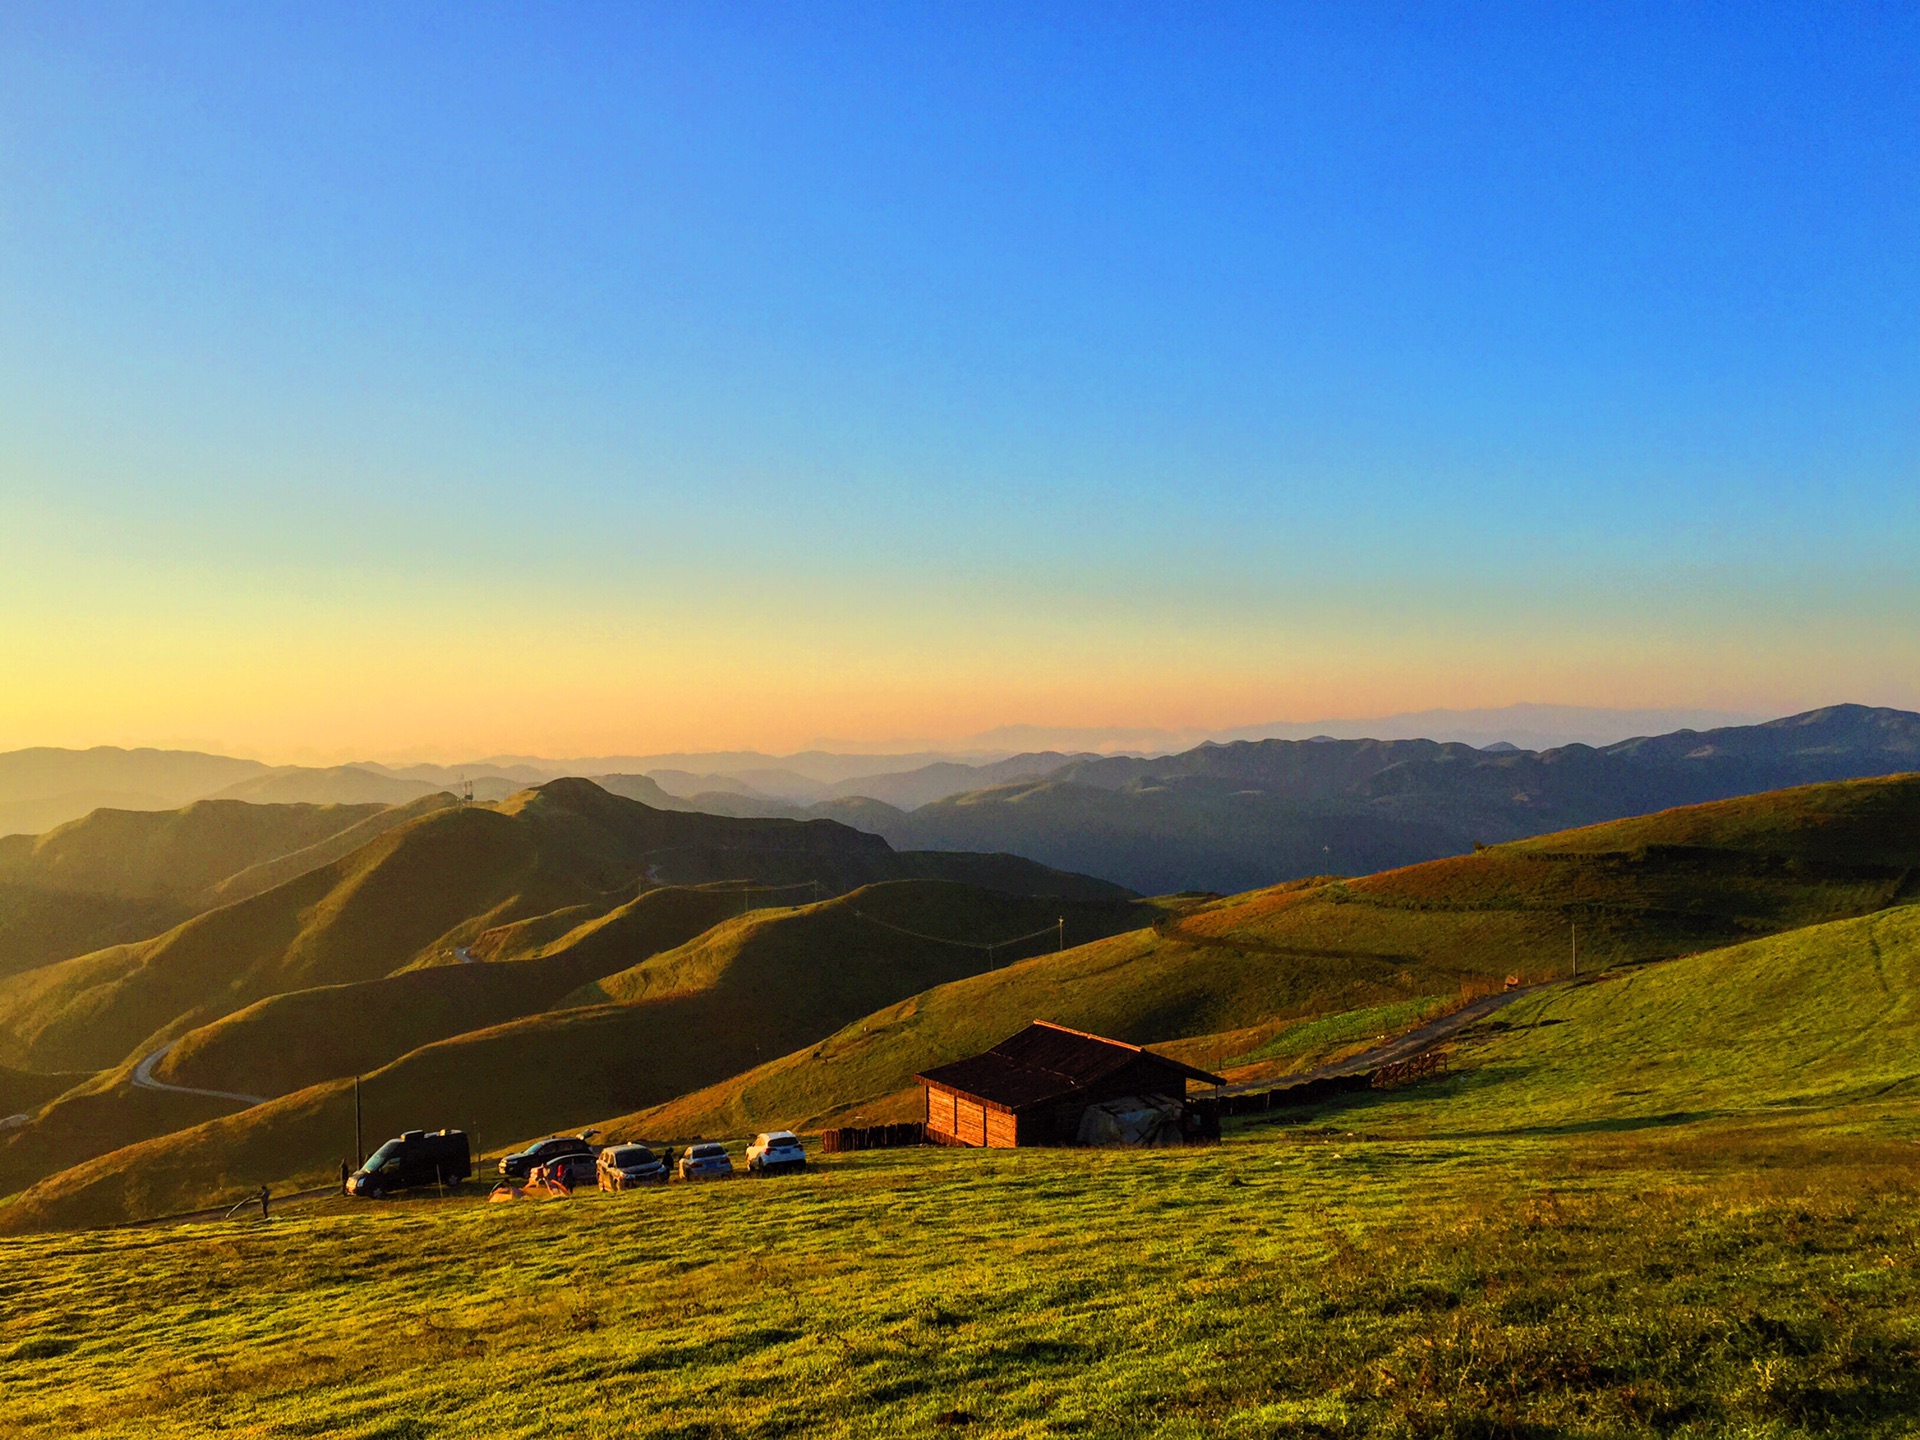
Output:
top-left (1058, 918), bottom-right (1065, 952)
top-left (354, 1074), bottom-right (363, 1167)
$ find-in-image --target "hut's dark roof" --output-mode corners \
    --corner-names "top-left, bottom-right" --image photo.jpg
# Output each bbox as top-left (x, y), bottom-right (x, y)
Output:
top-left (915, 1021), bottom-right (1223, 1111)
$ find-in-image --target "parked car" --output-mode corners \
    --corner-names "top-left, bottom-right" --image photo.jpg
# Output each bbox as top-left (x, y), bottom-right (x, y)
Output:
top-left (598, 1143), bottom-right (669, 1190)
top-left (745, 1131), bottom-right (807, 1175)
top-left (347, 1129), bottom-right (470, 1198)
top-left (676, 1142), bottom-right (734, 1181)
top-left (499, 1135), bottom-right (594, 1181)
top-left (539, 1152), bottom-right (598, 1190)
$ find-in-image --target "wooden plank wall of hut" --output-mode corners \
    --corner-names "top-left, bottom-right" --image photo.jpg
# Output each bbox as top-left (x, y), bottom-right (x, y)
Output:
top-left (955, 1096), bottom-right (989, 1146)
top-left (984, 1108), bottom-right (1018, 1148)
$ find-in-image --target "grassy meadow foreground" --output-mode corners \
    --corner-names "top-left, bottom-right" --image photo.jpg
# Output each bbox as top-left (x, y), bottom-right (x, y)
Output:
top-left (4, 903), bottom-right (1918, 1438)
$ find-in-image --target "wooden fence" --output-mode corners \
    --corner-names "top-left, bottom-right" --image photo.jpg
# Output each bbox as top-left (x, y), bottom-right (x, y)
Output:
top-left (1193, 1053), bottom-right (1449, 1122)
top-left (820, 1121), bottom-right (926, 1153)
top-left (1370, 1050), bottom-right (1447, 1090)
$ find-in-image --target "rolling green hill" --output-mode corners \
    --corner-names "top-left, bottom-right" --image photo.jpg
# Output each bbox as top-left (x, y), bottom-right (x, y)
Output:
top-left (1396, 900), bottom-right (1920, 1134)
top-left (7, 775), bottom-right (1916, 1231)
top-left (0, 878), bottom-right (747, 1200)
top-left (0, 804), bottom-right (561, 1074)
top-left (0, 880), bottom-right (1154, 1228)
top-left (0, 798), bottom-right (388, 900)
top-left (153, 884), bottom-right (755, 1099)
top-left (0, 779), bottom-right (1123, 1079)
top-left (1, 883), bottom-right (1916, 1436)
top-left (620, 774), bottom-right (1920, 1142)
top-left (0, 797), bottom-right (443, 979)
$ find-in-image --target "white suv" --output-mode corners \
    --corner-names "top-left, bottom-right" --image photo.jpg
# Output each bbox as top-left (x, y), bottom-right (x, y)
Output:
top-left (677, 1142), bottom-right (734, 1181)
top-left (745, 1131), bottom-right (807, 1175)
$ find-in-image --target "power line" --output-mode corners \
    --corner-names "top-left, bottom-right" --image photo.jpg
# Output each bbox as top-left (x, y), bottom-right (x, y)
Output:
top-left (845, 907), bottom-right (1063, 964)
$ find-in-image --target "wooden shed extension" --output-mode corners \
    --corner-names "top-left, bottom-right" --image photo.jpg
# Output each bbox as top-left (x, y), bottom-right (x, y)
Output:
top-left (915, 1020), bottom-right (1224, 1148)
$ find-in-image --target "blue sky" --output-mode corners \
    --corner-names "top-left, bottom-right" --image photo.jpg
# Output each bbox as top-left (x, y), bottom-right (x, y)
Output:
top-left (1, 4), bottom-right (1915, 757)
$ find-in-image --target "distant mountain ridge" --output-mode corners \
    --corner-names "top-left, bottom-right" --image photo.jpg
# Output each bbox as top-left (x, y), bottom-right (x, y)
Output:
top-left (5, 706), bottom-right (1916, 896)
top-left (0, 748), bottom-right (1089, 836)
top-left (840, 705), bottom-right (1920, 892)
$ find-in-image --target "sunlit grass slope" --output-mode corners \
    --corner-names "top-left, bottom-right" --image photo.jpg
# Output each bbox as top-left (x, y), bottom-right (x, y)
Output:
top-left (1398, 901), bottom-right (1920, 1133)
top-left (3, 1104), bottom-right (1916, 1435)
top-left (0, 804), bottom-right (567, 1073)
top-left (0, 1059), bottom-right (241, 1203)
top-left (198, 794), bottom-right (460, 905)
top-left (5, 775), bottom-right (1910, 1231)
top-left (8, 852), bottom-right (1920, 1433)
top-left (0, 779), bottom-right (1114, 1081)
top-left (627, 775), bottom-right (1920, 1139)
top-left (0, 886), bottom-right (754, 1203)
top-left (0, 797), bottom-right (442, 980)
top-left (0, 882), bottom-right (1153, 1229)
top-left (157, 885), bottom-right (755, 1098)
top-left (0, 798), bottom-right (389, 901)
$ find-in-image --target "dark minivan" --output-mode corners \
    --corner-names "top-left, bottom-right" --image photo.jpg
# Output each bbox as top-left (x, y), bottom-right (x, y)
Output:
top-left (498, 1135), bottom-right (595, 1181)
top-left (347, 1129), bottom-right (471, 1198)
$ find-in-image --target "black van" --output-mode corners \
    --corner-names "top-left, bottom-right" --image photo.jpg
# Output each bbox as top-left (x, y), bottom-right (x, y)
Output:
top-left (346, 1129), bottom-right (471, 1198)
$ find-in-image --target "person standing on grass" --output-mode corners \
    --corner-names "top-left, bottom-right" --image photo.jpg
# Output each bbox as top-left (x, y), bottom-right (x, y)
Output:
top-left (257, 1184), bottom-right (270, 1221)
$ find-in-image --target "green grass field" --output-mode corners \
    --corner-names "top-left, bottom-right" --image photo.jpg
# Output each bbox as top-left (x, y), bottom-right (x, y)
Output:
top-left (2, 900), bottom-right (1916, 1436)
top-left (6, 1126), bottom-right (1915, 1439)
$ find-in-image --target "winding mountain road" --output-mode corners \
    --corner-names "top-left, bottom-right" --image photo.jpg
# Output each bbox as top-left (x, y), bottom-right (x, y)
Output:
top-left (130, 1040), bottom-right (268, 1107)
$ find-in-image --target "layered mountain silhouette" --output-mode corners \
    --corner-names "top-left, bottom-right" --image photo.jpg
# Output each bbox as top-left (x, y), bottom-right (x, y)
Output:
top-left (832, 705), bottom-right (1920, 892)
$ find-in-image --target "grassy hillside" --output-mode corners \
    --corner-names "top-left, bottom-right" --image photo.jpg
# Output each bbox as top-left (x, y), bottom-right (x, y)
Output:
top-left (624, 775), bottom-right (1920, 1140)
top-left (199, 794), bottom-right (460, 904)
top-left (7, 773), bottom-right (1908, 1229)
top-left (0, 779), bottom-right (1122, 1081)
top-left (0, 882), bottom-right (1155, 1228)
top-left (0, 1063), bottom-right (90, 1117)
top-left (0, 804), bottom-right (562, 1073)
top-left (1408, 901), bottom-right (1920, 1131)
top-left (0, 1060), bottom-right (244, 1202)
top-left (0, 798), bottom-right (389, 900)
top-left (155, 884), bottom-right (754, 1098)
top-left (0, 888), bottom-right (746, 1203)
top-left (1, 900), bottom-right (1916, 1435)
top-left (0, 798), bottom-right (434, 979)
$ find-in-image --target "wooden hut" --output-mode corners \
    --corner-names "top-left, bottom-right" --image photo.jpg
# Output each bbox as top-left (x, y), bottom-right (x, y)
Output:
top-left (915, 1020), bottom-right (1223, 1148)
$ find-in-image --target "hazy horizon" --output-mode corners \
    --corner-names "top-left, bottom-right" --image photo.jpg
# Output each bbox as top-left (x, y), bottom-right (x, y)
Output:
top-left (0, 700), bottom-right (1784, 770)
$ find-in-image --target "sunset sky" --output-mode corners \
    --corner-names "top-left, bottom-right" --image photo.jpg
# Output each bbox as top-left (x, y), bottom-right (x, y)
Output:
top-left (2, 6), bottom-right (1916, 760)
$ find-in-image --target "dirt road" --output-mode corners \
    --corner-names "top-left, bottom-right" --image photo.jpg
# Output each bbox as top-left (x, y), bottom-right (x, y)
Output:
top-left (130, 1040), bottom-right (267, 1106)
top-left (1217, 983), bottom-right (1550, 1097)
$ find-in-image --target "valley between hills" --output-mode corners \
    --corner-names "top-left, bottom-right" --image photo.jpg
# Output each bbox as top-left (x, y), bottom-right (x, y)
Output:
top-left (0, 711), bottom-right (1916, 1435)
